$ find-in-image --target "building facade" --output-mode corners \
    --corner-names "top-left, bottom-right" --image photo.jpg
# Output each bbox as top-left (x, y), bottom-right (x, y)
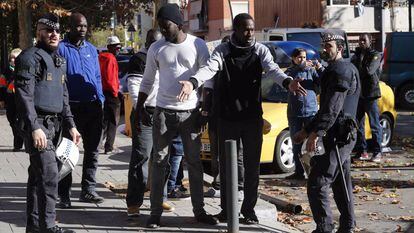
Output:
top-left (184, 0), bottom-right (255, 41)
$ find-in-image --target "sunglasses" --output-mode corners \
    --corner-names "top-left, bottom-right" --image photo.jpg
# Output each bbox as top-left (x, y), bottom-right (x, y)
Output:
top-left (40, 28), bottom-right (61, 34)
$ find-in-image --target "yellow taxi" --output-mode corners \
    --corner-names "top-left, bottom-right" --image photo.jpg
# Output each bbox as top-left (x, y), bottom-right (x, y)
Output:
top-left (200, 41), bottom-right (397, 173)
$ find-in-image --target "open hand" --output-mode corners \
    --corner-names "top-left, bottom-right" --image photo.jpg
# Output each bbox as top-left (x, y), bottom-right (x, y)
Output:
top-left (293, 129), bottom-right (308, 144)
top-left (32, 128), bottom-right (47, 150)
top-left (288, 78), bottom-right (307, 96)
top-left (69, 127), bottom-right (81, 145)
top-left (178, 81), bottom-right (194, 102)
top-left (306, 132), bottom-right (318, 152)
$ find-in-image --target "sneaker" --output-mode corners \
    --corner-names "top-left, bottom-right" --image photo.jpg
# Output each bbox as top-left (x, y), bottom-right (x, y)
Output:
top-left (178, 185), bottom-right (188, 192)
top-left (285, 173), bottom-right (306, 180)
top-left (214, 211), bottom-right (227, 222)
top-left (25, 227), bottom-right (39, 233)
top-left (204, 187), bottom-right (220, 198)
top-left (162, 202), bottom-right (175, 212)
top-left (336, 228), bottom-right (355, 233)
top-left (79, 192), bottom-right (104, 204)
top-left (45, 225), bottom-right (76, 233)
top-left (146, 215), bottom-right (161, 228)
top-left (56, 196), bottom-right (71, 209)
top-left (167, 188), bottom-right (190, 200)
top-left (358, 152), bottom-right (370, 161)
top-left (371, 152), bottom-right (382, 163)
top-left (195, 212), bottom-right (219, 225)
top-left (104, 147), bottom-right (120, 155)
top-left (127, 205), bottom-right (140, 217)
top-left (242, 213), bottom-right (259, 225)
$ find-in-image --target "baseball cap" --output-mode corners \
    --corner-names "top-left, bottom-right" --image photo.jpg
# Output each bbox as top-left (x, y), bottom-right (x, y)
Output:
top-left (107, 35), bottom-right (121, 46)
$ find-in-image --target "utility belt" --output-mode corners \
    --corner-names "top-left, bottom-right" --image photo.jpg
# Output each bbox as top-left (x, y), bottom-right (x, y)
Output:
top-left (156, 106), bottom-right (196, 114)
top-left (334, 113), bottom-right (358, 147)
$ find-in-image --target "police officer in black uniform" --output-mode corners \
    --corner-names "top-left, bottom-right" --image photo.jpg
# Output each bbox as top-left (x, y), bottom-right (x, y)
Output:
top-left (14, 13), bottom-right (81, 233)
top-left (294, 32), bottom-right (360, 233)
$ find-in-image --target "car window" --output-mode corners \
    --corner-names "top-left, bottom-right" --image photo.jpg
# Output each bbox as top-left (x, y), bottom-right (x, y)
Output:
top-left (391, 35), bottom-right (414, 62)
top-left (269, 35), bottom-right (283, 41)
top-left (264, 44), bottom-right (292, 68)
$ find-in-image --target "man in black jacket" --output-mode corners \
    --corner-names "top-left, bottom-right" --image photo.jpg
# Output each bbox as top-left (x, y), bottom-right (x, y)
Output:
top-left (179, 13), bottom-right (306, 224)
top-left (351, 33), bottom-right (383, 163)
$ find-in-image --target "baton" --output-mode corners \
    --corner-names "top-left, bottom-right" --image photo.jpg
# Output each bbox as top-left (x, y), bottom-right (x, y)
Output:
top-left (334, 143), bottom-right (350, 203)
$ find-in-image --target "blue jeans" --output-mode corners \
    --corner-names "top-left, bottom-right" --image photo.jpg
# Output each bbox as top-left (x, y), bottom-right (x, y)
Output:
top-left (151, 107), bottom-right (205, 216)
top-left (126, 107), bottom-right (167, 207)
top-left (288, 116), bottom-right (314, 176)
top-left (355, 99), bottom-right (382, 153)
top-left (167, 135), bottom-right (184, 193)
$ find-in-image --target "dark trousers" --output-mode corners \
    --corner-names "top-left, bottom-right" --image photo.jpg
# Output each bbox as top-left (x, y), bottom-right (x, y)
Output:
top-left (5, 94), bottom-right (24, 149)
top-left (307, 137), bottom-right (356, 233)
top-left (218, 118), bottom-right (262, 216)
top-left (59, 101), bottom-right (103, 197)
top-left (150, 108), bottom-right (205, 216)
top-left (126, 107), bottom-right (153, 207)
top-left (355, 98), bottom-right (382, 153)
top-left (288, 116), bottom-right (314, 175)
top-left (26, 117), bottom-right (60, 231)
top-left (102, 91), bottom-right (121, 152)
top-left (209, 117), bottom-right (244, 190)
top-left (126, 107), bottom-right (167, 207)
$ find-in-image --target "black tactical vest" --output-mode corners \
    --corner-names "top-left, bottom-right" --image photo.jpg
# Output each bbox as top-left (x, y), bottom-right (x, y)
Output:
top-left (341, 62), bottom-right (360, 118)
top-left (34, 49), bottom-right (65, 113)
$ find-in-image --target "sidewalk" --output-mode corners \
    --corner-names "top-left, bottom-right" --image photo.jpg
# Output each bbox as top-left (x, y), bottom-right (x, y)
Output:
top-left (0, 112), bottom-right (300, 233)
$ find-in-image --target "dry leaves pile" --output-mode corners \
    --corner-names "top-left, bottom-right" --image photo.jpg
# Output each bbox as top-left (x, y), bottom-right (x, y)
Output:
top-left (277, 212), bottom-right (313, 227)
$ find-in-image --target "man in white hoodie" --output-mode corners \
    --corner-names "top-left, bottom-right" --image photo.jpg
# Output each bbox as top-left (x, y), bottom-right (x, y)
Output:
top-left (135, 3), bottom-right (218, 228)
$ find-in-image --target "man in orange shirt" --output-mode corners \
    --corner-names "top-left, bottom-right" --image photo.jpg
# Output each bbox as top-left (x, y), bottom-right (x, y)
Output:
top-left (99, 36), bottom-right (121, 154)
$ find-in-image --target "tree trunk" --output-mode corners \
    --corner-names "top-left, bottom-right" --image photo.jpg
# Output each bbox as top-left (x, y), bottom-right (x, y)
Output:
top-left (17, 0), bottom-right (33, 49)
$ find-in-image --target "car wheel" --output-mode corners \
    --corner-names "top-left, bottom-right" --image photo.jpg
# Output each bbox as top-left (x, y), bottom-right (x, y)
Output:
top-left (380, 114), bottom-right (393, 147)
top-left (398, 83), bottom-right (414, 110)
top-left (273, 130), bottom-right (295, 173)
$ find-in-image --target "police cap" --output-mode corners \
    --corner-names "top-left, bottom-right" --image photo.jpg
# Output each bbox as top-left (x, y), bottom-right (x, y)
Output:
top-left (321, 32), bottom-right (345, 43)
top-left (38, 13), bottom-right (60, 30)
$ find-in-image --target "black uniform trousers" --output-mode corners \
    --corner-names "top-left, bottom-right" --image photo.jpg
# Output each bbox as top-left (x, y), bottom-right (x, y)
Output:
top-left (26, 116), bottom-right (60, 231)
top-left (102, 91), bottom-right (121, 152)
top-left (307, 136), bottom-right (356, 233)
top-left (59, 100), bottom-right (103, 197)
top-left (218, 117), bottom-right (262, 217)
top-left (5, 93), bottom-right (24, 149)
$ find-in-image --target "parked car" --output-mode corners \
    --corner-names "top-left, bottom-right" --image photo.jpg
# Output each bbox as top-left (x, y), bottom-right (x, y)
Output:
top-left (381, 32), bottom-right (414, 109)
top-left (200, 41), bottom-right (397, 173)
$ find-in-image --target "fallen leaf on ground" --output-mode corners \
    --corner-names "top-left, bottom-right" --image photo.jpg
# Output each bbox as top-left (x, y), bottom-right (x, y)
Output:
top-left (353, 185), bottom-right (363, 193)
top-left (391, 199), bottom-right (400, 204)
top-left (396, 225), bottom-right (403, 232)
top-left (302, 217), bottom-right (312, 223)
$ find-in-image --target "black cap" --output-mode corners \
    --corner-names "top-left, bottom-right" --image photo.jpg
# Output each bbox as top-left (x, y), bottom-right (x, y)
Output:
top-left (157, 3), bottom-right (183, 26)
top-left (38, 13), bottom-right (60, 30)
top-left (321, 32), bottom-right (345, 43)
